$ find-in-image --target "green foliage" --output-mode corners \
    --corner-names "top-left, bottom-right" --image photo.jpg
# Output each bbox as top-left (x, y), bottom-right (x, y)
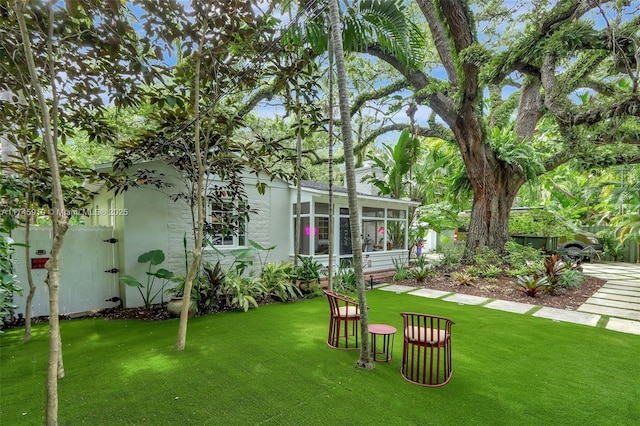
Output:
top-left (488, 126), bottom-right (544, 181)
top-left (559, 269), bottom-right (585, 290)
top-left (410, 256), bottom-right (434, 283)
top-left (195, 261), bottom-right (225, 314)
top-left (511, 210), bottom-right (590, 241)
top-left (438, 245), bottom-right (464, 271)
top-left (514, 274), bottom-right (549, 297)
top-left (120, 250), bottom-right (174, 309)
top-left (505, 240), bottom-right (544, 269)
top-left (1, 231), bottom-right (23, 331)
top-left (452, 271), bottom-right (474, 286)
top-left (261, 261), bottom-right (300, 302)
top-left (479, 265), bottom-right (502, 278)
top-left (334, 261), bottom-right (357, 293)
top-left (543, 254), bottom-right (571, 295)
top-left (219, 271), bottom-right (264, 312)
top-left (473, 247), bottom-right (502, 267)
top-left (597, 229), bottom-right (624, 260)
top-left (365, 129), bottom-right (419, 199)
top-left (295, 255), bottom-right (323, 283)
top-left (392, 256), bottom-right (410, 281)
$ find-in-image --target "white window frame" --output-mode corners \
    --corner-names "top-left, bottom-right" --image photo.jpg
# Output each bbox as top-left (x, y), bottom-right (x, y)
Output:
top-left (207, 199), bottom-right (247, 248)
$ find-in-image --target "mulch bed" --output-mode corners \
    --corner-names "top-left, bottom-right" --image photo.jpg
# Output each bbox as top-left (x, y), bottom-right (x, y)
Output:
top-left (391, 270), bottom-right (606, 311)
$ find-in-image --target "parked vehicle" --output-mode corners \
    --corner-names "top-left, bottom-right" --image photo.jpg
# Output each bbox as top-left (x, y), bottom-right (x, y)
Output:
top-left (455, 207), bottom-right (603, 261)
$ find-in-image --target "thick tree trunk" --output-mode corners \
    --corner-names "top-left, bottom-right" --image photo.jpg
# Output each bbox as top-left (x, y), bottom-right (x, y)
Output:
top-left (328, 0), bottom-right (373, 369)
top-left (466, 178), bottom-right (517, 257)
top-left (453, 122), bottom-right (522, 259)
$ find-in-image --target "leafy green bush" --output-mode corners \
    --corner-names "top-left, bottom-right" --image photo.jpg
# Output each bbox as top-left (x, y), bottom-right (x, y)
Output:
top-left (220, 270), bottom-right (265, 312)
top-left (334, 261), bottom-right (356, 293)
top-left (410, 256), bottom-right (434, 283)
top-left (473, 247), bottom-right (502, 267)
top-left (438, 245), bottom-right (463, 270)
top-left (559, 269), bottom-right (585, 289)
top-left (452, 271), bottom-right (474, 286)
top-left (508, 209), bottom-right (573, 238)
top-left (261, 261), bottom-right (300, 302)
top-left (514, 274), bottom-right (549, 296)
top-left (480, 264), bottom-right (502, 278)
top-left (1, 233), bottom-right (22, 331)
top-left (505, 240), bottom-right (544, 268)
top-left (295, 255), bottom-right (322, 283)
top-left (392, 256), bottom-right (411, 281)
top-left (597, 229), bottom-right (624, 261)
top-left (120, 250), bottom-right (175, 309)
top-left (464, 265), bottom-right (483, 277)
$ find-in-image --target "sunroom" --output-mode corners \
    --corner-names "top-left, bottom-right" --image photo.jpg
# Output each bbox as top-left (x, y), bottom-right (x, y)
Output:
top-left (292, 180), bottom-right (420, 272)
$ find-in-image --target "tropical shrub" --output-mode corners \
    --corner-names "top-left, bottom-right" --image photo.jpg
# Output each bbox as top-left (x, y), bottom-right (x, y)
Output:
top-left (261, 261), bottom-right (300, 302)
top-left (438, 245), bottom-right (463, 271)
top-left (451, 271), bottom-right (474, 286)
top-left (120, 250), bottom-right (174, 309)
top-left (1, 232), bottom-right (22, 331)
top-left (514, 274), bottom-right (549, 297)
top-left (505, 240), bottom-right (544, 269)
top-left (195, 261), bottom-right (225, 313)
top-left (543, 254), bottom-right (571, 295)
top-left (473, 247), bottom-right (502, 267)
top-left (559, 269), bottom-right (585, 290)
top-left (410, 256), bottom-right (434, 283)
top-left (220, 270), bottom-right (265, 312)
top-left (392, 256), bottom-right (410, 281)
top-left (479, 264), bottom-right (502, 278)
top-left (334, 261), bottom-right (357, 293)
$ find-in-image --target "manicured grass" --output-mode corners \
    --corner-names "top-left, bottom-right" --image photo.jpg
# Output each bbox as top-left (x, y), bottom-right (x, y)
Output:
top-left (2, 290), bottom-right (640, 425)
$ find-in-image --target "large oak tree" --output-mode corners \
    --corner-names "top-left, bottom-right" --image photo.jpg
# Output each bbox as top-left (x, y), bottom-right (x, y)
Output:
top-left (364, 0), bottom-right (640, 258)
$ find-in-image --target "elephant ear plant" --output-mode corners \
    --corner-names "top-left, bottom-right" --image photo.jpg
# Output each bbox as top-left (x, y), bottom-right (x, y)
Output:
top-left (120, 250), bottom-right (174, 309)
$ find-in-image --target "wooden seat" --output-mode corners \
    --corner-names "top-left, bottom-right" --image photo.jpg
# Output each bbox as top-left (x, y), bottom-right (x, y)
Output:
top-left (400, 312), bottom-right (454, 387)
top-left (323, 289), bottom-right (361, 350)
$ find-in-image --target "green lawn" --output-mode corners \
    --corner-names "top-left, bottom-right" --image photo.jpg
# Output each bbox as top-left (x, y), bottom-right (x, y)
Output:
top-left (1, 290), bottom-right (639, 425)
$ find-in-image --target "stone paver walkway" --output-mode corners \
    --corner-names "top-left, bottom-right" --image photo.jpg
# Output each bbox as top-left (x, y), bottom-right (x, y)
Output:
top-left (578, 262), bottom-right (640, 334)
top-left (376, 261), bottom-right (640, 336)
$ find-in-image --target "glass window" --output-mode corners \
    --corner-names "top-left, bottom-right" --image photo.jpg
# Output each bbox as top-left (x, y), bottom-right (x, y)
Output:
top-left (207, 200), bottom-right (247, 247)
top-left (388, 209), bottom-right (406, 219)
top-left (314, 216), bottom-right (330, 254)
top-left (362, 207), bottom-right (384, 218)
top-left (292, 202), bottom-right (310, 215)
top-left (315, 202), bottom-right (329, 215)
top-left (294, 217), bottom-right (310, 255)
top-left (362, 220), bottom-right (385, 252)
top-left (386, 221), bottom-right (405, 250)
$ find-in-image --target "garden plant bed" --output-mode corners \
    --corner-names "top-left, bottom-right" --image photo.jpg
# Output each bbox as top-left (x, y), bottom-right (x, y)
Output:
top-left (6, 270), bottom-right (605, 329)
top-left (392, 270), bottom-right (607, 311)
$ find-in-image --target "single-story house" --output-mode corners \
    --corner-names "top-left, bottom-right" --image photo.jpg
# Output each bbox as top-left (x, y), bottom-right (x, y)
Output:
top-left (83, 159), bottom-right (420, 308)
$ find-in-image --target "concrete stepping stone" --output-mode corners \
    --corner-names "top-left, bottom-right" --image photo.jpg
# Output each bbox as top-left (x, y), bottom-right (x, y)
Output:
top-left (408, 288), bottom-right (452, 299)
top-left (606, 318), bottom-right (640, 335)
top-left (484, 300), bottom-right (537, 314)
top-left (597, 288), bottom-right (640, 298)
top-left (603, 281), bottom-right (640, 288)
top-left (442, 293), bottom-right (489, 305)
top-left (532, 307), bottom-right (600, 327)
top-left (584, 297), bottom-right (640, 311)
top-left (578, 304), bottom-right (640, 321)
top-left (377, 284), bottom-right (415, 293)
top-left (590, 291), bottom-right (640, 303)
